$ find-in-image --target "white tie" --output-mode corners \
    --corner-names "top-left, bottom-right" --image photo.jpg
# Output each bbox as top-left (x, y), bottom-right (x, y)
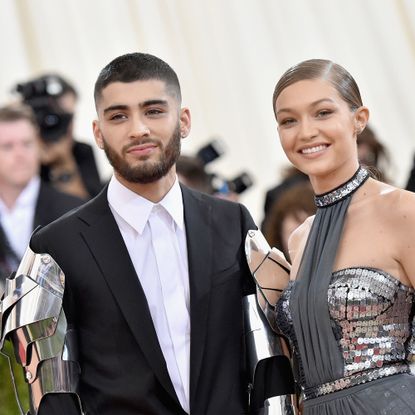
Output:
top-left (148, 205), bottom-right (190, 413)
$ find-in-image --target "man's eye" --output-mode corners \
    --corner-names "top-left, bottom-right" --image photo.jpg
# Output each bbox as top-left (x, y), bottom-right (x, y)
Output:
top-left (0, 144), bottom-right (12, 151)
top-left (23, 140), bottom-right (35, 148)
top-left (110, 114), bottom-right (127, 121)
top-left (146, 109), bottom-right (163, 116)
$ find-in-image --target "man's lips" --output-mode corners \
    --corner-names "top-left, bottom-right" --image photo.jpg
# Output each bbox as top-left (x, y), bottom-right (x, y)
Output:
top-left (126, 143), bottom-right (158, 155)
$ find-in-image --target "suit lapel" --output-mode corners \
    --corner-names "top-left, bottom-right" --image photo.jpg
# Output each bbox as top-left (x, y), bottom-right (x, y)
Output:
top-left (33, 183), bottom-right (49, 227)
top-left (77, 189), bottom-right (179, 404)
top-left (181, 186), bottom-right (213, 406)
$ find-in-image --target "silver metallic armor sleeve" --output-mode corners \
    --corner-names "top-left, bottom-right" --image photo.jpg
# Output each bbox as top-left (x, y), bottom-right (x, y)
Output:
top-left (244, 230), bottom-right (297, 415)
top-left (0, 246), bottom-right (83, 415)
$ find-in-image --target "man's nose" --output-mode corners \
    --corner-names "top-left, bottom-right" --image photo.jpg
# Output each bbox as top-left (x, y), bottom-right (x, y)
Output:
top-left (129, 116), bottom-right (150, 138)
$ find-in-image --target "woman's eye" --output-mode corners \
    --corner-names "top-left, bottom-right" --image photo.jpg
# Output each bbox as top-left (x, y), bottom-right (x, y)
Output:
top-left (317, 109), bottom-right (333, 118)
top-left (280, 118), bottom-right (296, 126)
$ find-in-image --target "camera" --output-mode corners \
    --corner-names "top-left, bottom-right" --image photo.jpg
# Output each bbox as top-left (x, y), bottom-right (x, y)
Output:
top-left (210, 172), bottom-right (254, 195)
top-left (14, 75), bottom-right (73, 143)
top-left (196, 139), bottom-right (225, 165)
top-left (196, 140), bottom-right (254, 195)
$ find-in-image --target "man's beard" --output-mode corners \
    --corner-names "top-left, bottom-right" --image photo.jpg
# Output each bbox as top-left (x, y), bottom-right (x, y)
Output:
top-left (102, 123), bottom-right (181, 184)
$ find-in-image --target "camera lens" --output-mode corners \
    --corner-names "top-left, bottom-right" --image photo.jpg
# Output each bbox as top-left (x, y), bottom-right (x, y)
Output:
top-left (43, 113), bottom-right (60, 128)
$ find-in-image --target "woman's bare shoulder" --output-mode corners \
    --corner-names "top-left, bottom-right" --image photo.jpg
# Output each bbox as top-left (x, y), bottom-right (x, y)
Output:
top-left (376, 184), bottom-right (415, 219)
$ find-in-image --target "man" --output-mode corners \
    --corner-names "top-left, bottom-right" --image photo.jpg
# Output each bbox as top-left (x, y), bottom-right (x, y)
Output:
top-left (15, 53), bottom-right (257, 414)
top-left (0, 104), bottom-right (85, 413)
top-left (0, 104), bottom-right (84, 290)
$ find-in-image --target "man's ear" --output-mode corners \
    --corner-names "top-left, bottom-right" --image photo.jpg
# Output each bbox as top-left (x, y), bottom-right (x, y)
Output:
top-left (92, 120), bottom-right (104, 149)
top-left (179, 108), bottom-right (191, 138)
top-left (354, 106), bottom-right (369, 135)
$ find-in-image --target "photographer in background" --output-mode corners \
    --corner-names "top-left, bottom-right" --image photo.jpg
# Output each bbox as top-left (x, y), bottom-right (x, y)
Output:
top-left (15, 74), bottom-right (103, 199)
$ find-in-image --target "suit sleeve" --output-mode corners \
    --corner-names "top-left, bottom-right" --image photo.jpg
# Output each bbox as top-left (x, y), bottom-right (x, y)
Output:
top-left (38, 394), bottom-right (83, 415)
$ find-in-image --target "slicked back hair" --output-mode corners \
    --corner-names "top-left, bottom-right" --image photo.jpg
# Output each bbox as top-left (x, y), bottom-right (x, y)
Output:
top-left (94, 52), bottom-right (182, 107)
top-left (273, 59), bottom-right (363, 117)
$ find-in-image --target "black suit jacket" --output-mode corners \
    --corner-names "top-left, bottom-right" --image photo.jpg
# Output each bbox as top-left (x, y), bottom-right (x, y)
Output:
top-left (34, 181), bottom-right (85, 228)
top-left (31, 184), bottom-right (257, 415)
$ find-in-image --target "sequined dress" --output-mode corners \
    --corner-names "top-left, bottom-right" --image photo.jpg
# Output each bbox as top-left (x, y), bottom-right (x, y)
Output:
top-left (275, 168), bottom-right (415, 414)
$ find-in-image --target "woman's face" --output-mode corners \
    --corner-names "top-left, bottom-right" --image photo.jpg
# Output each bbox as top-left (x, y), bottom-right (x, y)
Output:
top-left (274, 78), bottom-right (366, 183)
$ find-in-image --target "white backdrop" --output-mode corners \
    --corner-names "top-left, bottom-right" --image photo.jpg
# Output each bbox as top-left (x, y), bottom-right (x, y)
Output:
top-left (1, 0), bottom-right (415, 222)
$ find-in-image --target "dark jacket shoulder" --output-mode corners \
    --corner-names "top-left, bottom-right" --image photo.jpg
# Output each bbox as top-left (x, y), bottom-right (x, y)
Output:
top-left (181, 184), bottom-right (255, 223)
top-left (34, 181), bottom-right (85, 228)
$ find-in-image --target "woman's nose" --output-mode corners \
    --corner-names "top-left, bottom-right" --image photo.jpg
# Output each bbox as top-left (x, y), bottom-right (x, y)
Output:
top-left (298, 118), bottom-right (318, 140)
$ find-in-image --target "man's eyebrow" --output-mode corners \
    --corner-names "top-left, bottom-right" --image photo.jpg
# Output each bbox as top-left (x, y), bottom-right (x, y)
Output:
top-left (139, 99), bottom-right (169, 108)
top-left (103, 104), bottom-right (129, 115)
top-left (276, 98), bottom-right (335, 116)
top-left (103, 100), bottom-right (169, 115)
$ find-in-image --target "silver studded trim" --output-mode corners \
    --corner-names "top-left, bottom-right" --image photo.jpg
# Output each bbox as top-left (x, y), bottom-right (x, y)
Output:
top-left (314, 167), bottom-right (369, 208)
top-left (302, 362), bottom-right (410, 400)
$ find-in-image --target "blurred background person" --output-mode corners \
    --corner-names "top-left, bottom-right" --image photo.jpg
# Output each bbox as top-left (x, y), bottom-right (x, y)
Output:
top-left (14, 73), bottom-right (104, 199)
top-left (261, 166), bottom-right (309, 232)
top-left (0, 103), bottom-right (85, 414)
top-left (263, 181), bottom-right (316, 260)
top-left (404, 140), bottom-right (415, 192)
top-left (406, 158), bottom-right (415, 193)
top-left (0, 103), bottom-right (85, 290)
top-left (176, 154), bottom-right (214, 194)
top-left (357, 124), bottom-right (391, 183)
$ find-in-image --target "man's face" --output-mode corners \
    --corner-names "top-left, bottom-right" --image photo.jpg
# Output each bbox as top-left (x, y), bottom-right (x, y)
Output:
top-left (93, 79), bottom-right (190, 185)
top-left (0, 120), bottom-right (40, 189)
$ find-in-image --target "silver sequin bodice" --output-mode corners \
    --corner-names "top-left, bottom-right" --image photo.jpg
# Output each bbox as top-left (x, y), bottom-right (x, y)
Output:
top-left (276, 267), bottom-right (415, 389)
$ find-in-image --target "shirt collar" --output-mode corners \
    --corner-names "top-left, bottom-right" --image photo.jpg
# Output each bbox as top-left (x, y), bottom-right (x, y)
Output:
top-left (107, 175), bottom-right (184, 234)
top-left (158, 177), bottom-right (184, 230)
top-left (0, 176), bottom-right (40, 214)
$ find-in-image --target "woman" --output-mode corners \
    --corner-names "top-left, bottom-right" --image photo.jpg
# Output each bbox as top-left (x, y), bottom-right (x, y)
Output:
top-left (272, 59), bottom-right (415, 414)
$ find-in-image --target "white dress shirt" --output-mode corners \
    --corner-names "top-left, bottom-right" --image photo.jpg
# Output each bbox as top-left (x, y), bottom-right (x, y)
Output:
top-left (0, 176), bottom-right (40, 258)
top-left (108, 175), bottom-right (190, 413)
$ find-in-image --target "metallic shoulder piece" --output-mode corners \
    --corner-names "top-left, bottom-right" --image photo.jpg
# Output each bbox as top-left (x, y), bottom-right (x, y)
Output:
top-left (0, 246), bottom-right (83, 415)
top-left (244, 230), bottom-right (297, 415)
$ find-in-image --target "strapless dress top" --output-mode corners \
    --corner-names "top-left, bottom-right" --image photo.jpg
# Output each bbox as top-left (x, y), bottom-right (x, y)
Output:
top-left (275, 267), bottom-right (415, 395)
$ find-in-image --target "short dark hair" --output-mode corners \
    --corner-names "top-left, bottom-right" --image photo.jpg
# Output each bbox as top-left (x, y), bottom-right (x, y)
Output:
top-left (273, 59), bottom-right (363, 116)
top-left (0, 103), bottom-right (38, 130)
top-left (94, 53), bottom-right (182, 105)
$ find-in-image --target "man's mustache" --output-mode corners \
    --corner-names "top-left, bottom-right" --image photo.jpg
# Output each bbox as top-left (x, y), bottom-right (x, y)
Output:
top-left (122, 138), bottom-right (162, 152)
